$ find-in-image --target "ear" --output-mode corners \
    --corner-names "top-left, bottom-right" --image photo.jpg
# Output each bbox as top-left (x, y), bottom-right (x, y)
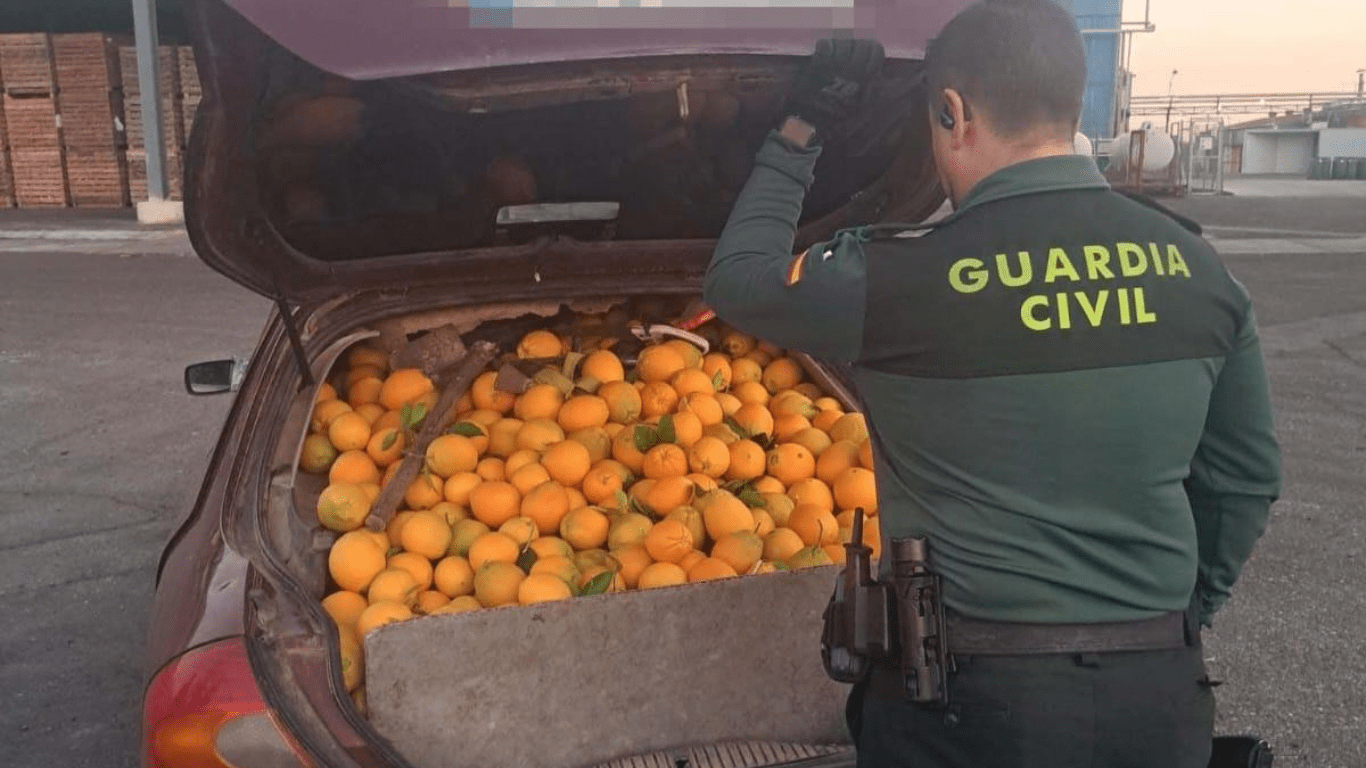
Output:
top-left (940, 88), bottom-right (970, 145)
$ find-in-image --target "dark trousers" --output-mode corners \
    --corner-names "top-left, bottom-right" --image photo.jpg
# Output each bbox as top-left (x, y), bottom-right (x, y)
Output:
top-left (848, 644), bottom-right (1217, 768)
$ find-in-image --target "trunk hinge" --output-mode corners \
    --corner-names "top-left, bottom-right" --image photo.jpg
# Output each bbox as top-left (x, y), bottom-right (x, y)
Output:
top-left (275, 296), bottom-right (315, 388)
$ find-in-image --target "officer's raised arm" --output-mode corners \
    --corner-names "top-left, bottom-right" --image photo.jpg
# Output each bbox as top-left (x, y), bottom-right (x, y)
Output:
top-left (703, 40), bottom-right (885, 364)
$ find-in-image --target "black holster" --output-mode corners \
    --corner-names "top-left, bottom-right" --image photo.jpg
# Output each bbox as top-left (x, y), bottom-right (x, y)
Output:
top-left (820, 513), bottom-right (950, 707)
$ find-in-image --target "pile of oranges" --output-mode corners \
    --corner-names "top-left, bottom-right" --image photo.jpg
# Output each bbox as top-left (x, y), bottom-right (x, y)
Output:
top-left (303, 324), bottom-right (880, 703)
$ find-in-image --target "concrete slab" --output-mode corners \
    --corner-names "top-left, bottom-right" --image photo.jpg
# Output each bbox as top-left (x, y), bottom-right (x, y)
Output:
top-left (135, 200), bottom-right (186, 225)
top-left (1222, 177), bottom-right (1366, 198)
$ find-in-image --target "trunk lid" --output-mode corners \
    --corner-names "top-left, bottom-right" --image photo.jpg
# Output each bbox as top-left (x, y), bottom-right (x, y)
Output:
top-left (183, 0), bottom-right (955, 303)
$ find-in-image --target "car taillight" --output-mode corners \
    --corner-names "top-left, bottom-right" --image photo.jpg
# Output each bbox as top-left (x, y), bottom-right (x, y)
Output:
top-left (143, 637), bottom-right (310, 768)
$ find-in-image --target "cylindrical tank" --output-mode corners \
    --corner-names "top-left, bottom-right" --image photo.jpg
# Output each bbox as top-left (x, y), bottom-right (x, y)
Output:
top-left (1073, 133), bottom-right (1094, 157)
top-left (1108, 130), bottom-right (1176, 173)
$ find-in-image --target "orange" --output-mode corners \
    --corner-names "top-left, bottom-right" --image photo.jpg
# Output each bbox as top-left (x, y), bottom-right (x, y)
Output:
top-left (528, 536), bottom-right (575, 561)
top-left (432, 499), bottom-right (468, 525)
top-left (764, 528), bottom-right (805, 562)
top-left (702, 423), bottom-right (740, 446)
top-left (521, 481), bottom-right (572, 535)
top-left (678, 393), bottom-right (724, 427)
top-left (327, 412), bottom-right (372, 453)
top-left (517, 330), bottom-right (564, 359)
top-left (469, 481), bottom-right (522, 528)
top-left (733, 381), bottom-right (771, 407)
top-left (431, 595), bottom-right (483, 615)
top-left (486, 418), bottom-right (524, 458)
top-left (380, 461), bottom-right (402, 490)
top-left (686, 473), bottom-right (719, 494)
top-left (766, 443), bottom-right (816, 486)
top-left (610, 425), bottom-right (648, 474)
top-left (813, 396), bottom-right (843, 412)
top-left (504, 449), bottom-right (541, 479)
top-left (347, 376), bottom-right (384, 409)
top-left (761, 357), bottom-right (804, 394)
top-left (373, 409), bottom-right (403, 433)
top-left (859, 440), bottom-right (874, 470)
top-left (397, 510), bottom-right (451, 560)
top-left (567, 426), bottom-right (613, 465)
top-left (471, 371), bottom-right (516, 414)
top-left (299, 434), bottom-right (338, 475)
top-left (701, 354), bottom-right (732, 391)
top-left (599, 381), bottom-right (643, 424)
top-left (644, 518), bottom-right (696, 563)
top-left (795, 383), bottom-right (824, 400)
top-left (669, 368), bottom-right (715, 399)
top-left (823, 544), bottom-right (848, 565)
top-left (404, 473), bottom-right (445, 510)
top-left (347, 345), bottom-right (389, 371)
top-left (789, 427), bottom-right (833, 458)
top-left (386, 510), bottom-right (418, 548)
top-left (530, 555), bottom-right (581, 587)
top-left (834, 467), bottom-right (878, 513)
top-left (387, 551), bottom-right (435, 591)
top-left (582, 460), bottom-right (632, 505)
top-left (610, 544), bottom-right (653, 589)
top-left (463, 408), bottom-right (504, 427)
top-left (321, 590), bottom-right (369, 630)
top-left (365, 427), bottom-right (405, 468)
top-left (639, 381), bottom-right (679, 419)
top-left (358, 483), bottom-right (382, 506)
top-left (637, 344), bottom-right (688, 383)
top-left (500, 515), bottom-right (542, 547)
top-left (627, 478), bottom-right (654, 507)
top-left (725, 440), bottom-right (767, 481)
top-left (731, 403), bottom-right (775, 439)
top-left (346, 365), bottom-right (384, 391)
top-left (449, 519), bottom-right (491, 557)
top-left (329, 531), bottom-right (387, 592)
top-left (580, 350), bottom-right (625, 384)
top-left (664, 507), bottom-right (707, 549)
top-left (729, 357), bottom-right (762, 386)
top-left (473, 561), bottom-right (526, 608)
top-left (828, 412), bottom-right (869, 444)
top-left (509, 463), bottom-right (553, 496)
top-left (788, 545), bottom-right (835, 569)
top-left (578, 564), bottom-right (627, 594)
top-left (770, 391), bottom-right (818, 419)
top-left (357, 601), bottom-right (414, 636)
top-left (664, 411), bottom-right (704, 449)
top-left (715, 392), bottom-right (744, 418)
top-left (575, 548), bottom-right (616, 574)
top-left (415, 590), bottom-right (452, 614)
top-left (687, 557), bottom-right (739, 582)
top-left (772, 414), bottom-right (812, 443)
top-left (720, 330), bottom-right (756, 358)
top-left (560, 507), bottom-right (610, 551)
top-left (316, 483), bottom-right (371, 532)
top-left (316, 381), bottom-right (339, 404)
top-left (663, 339), bottom-right (704, 370)
top-left (518, 573), bottom-right (573, 604)
top-left (467, 531), bottom-right (522, 570)
top-left (366, 568), bottom-right (419, 608)
top-left (379, 369), bottom-right (434, 411)
top-left (607, 512), bottom-right (654, 550)
top-left (516, 418), bottom-right (565, 453)
top-left (311, 400), bottom-right (354, 434)
top-left (644, 475), bottom-right (694, 517)
top-left (811, 409), bottom-right (843, 432)
top-left (788, 477), bottom-right (835, 514)
top-left (514, 384), bottom-right (564, 421)
top-left (751, 508), bottom-right (776, 538)
top-left (754, 476), bottom-right (786, 494)
top-left (425, 434), bottom-right (479, 478)
top-left (443, 472), bottom-right (483, 506)
top-left (698, 490), bottom-right (755, 541)
top-left (475, 457), bottom-right (506, 482)
top-left (744, 349), bottom-right (774, 367)
top-left (558, 395), bottom-right (610, 433)
top-left (677, 549), bottom-right (707, 572)
top-left (353, 402), bottom-right (387, 426)
top-left (816, 440), bottom-right (862, 485)
top-left (788, 504), bottom-right (840, 547)
top-left (637, 562), bottom-right (688, 590)
top-left (711, 530), bottom-right (764, 574)
top-left (642, 443), bottom-right (688, 479)
top-left (541, 440), bottom-right (592, 487)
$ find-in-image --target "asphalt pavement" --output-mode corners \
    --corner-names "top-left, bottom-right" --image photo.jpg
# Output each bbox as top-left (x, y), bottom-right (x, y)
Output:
top-left (1, 191), bottom-right (1364, 767)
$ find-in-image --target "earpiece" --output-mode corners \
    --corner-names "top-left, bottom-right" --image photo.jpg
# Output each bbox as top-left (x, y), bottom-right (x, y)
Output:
top-left (939, 104), bottom-right (955, 130)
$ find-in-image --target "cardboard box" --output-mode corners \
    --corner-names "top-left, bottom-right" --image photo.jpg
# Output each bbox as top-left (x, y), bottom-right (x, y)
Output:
top-left (10, 148), bottom-right (68, 207)
top-left (0, 34), bottom-right (55, 94)
top-left (365, 566), bottom-right (851, 768)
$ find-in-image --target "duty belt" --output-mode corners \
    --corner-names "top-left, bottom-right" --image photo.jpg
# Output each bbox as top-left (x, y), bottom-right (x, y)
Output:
top-left (945, 609), bottom-right (1194, 656)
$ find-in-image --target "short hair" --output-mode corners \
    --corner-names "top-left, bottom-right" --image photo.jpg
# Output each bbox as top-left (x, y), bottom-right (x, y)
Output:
top-left (924, 0), bottom-right (1086, 140)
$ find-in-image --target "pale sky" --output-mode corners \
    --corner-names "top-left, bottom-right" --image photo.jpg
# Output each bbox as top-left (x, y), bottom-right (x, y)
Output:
top-left (1124, 0), bottom-right (1366, 96)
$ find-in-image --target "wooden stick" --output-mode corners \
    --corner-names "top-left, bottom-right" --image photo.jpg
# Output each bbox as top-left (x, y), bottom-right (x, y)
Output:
top-left (364, 341), bottom-right (498, 532)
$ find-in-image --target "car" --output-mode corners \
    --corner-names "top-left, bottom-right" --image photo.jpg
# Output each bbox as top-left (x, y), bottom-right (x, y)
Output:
top-left (142, 0), bottom-right (959, 766)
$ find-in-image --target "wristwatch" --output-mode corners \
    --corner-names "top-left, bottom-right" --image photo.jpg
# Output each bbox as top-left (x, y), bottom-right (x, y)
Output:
top-left (779, 116), bottom-right (818, 148)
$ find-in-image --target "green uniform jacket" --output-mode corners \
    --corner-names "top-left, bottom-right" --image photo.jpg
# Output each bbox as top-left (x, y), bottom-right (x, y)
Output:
top-left (704, 130), bottom-right (1281, 626)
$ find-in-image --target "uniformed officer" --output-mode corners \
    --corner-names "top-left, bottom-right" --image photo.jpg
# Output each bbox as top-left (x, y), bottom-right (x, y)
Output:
top-left (703, 2), bottom-right (1281, 767)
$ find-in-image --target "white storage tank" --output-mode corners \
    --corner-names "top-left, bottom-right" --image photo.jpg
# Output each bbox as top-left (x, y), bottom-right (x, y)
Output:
top-left (1109, 126), bottom-right (1176, 173)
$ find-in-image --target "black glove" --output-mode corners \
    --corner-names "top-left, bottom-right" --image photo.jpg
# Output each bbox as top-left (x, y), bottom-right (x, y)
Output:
top-left (785, 38), bottom-right (886, 137)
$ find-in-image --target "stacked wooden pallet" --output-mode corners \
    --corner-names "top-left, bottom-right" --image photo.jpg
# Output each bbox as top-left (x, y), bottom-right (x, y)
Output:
top-left (55, 33), bottom-right (128, 207)
top-left (1, 33), bottom-right (67, 207)
top-left (120, 44), bottom-right (183, 201)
